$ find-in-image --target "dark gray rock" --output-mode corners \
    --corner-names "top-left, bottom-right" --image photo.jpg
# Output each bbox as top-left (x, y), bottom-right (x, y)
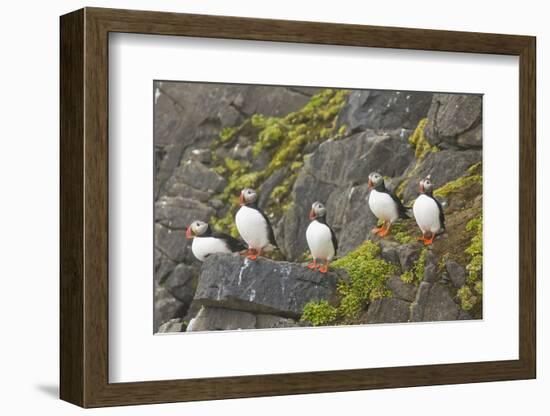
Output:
top-left (258, 167), bottom-right (290, 210)
top-left (338, 90), bottom-right (433, 133)
top-left (154, 286), bottom-right (186, 332)
top-left (155, 196), bottom-right (214, 229)
top-left (367, 297), bottom-right (411, 324)
top-left (446, 260), bottom-right (466, 288)
top-left (422, 283), bottom-right (461, 322)
top-left (326, 183), bottom-right (378, 255)
top-left (155, 224), bottom-right (193, 264)
top-left (425, 94), bottom-right (482, 148)
top-left (409, 281), bottom-right (431, 322)
top-left (308, 132), bottom-right (414, 186)
top-left (158, 318), bottom-right (186, 333)
top-left (422, 251), bottom-right (439, 283)
top-left (234, 86), bottom-right (320, 117)
top-left (423, 263), bottom-right (439, 283)
top-left (194, 255), bottom-right (340, 318)
top-left (155, 83), bottom-right (242, 197)
top-left (398, 243), bottom-right (421, 272)
top-left (457, 123), bottom-right (482, 148)
top-left (256, 314), bottom-right (298, 329)
top-left (189, 148), bottom-right (212, 164)
top-left (171, 161), bottom-right (227, 194)
top-left (187, 306), bottom-right (257, 331)
top-left (379, 241), bottom-right (401, 266)
top-left (208, 198), bottom-right (224, 210)
top-left (164, 263), bottom-right (199, 304)
top-left (155, 250), bottom-right (177, 284)
top-left (165, 182), bottom-right (212, 202)
top-left (400, 149), bottom-right (482, 203)
top-left (386, 275), bottom-right (417, 302)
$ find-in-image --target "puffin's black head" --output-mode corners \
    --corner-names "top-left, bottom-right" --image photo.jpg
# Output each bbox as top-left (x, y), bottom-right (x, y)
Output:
top-left (309, 201), bottom-right (327, 220)
top-left (368, 172), bottom-right (384, 190)
top-left (239, 188), bottom-right (258, 206)
top-left (186, 220), bottom-right (209, 239)
top-left (419, 175), bottom-right (434, 195)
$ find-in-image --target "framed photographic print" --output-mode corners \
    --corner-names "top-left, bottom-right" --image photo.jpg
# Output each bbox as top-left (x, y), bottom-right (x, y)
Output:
top-left (60, 7), bottom-right (536, 408)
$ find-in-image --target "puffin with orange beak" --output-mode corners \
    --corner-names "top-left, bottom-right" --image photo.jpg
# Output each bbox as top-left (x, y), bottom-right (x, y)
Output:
top-left (186, 220), bottom-right (246, 262)
top-left (412, 175), bottom-right (445, 245)
top-left (235, 188), bottom-right (278, 260)
top-left (306, 201), bottom-right (338, 273)
top-left (367, 172), bottom-right (409, 237)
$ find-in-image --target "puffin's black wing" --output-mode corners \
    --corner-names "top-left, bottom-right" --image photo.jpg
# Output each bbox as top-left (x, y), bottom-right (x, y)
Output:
top-left (255, 207), bottom-right (278, 248)
top-left (432, 196), bottom-right (446, 230)
top-left (387, 190), bottom-right (410, 219)
top-left (211, 231), bottom-right (247, 252)
top-left (328, 225), bottom-right (338, 256)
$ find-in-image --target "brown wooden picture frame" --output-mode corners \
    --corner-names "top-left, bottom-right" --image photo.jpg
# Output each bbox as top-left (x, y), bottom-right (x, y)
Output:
top-left (60, 7), bottom-right (536, 408)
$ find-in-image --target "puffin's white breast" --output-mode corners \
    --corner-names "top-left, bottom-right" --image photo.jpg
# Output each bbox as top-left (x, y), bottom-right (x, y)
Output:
top-left (412, 194), bottom-right (441, 234)
top-left (192, 237), bottom-right (231, 262)
top-left (235, 205), bottom-right (270, 249)
top-left (368, 189), bottom-right (399, 222)
top-left (306, 220), bottom-right (335, 261)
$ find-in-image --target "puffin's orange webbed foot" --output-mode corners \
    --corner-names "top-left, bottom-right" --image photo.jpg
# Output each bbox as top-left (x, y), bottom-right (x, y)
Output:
top-left (307, 262), bottom-right (319, 270)
top-left (371, 227), bottom-right (382, 235)
top-left (247, 254), bottom-right (258, 260)
top-left (378, 226), bottom-right (390, 237)
top-left (424, 235), bottom-right (435, 246)
top-left (319, 265), bottom-right (328, 274)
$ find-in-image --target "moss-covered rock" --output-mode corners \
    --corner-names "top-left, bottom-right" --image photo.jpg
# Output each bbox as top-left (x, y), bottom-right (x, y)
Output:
top-left (301, 241), bottom-right (398, 325)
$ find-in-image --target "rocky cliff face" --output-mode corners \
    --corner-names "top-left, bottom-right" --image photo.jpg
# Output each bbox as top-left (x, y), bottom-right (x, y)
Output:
top-left (154, 83), bottom-right (483, 333)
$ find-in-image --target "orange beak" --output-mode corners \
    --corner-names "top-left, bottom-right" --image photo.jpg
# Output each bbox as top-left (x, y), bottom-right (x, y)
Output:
top-left (368, 179), bottom-right (373, 189)
top-left (185, 226), bottom-right (193, 239)
top-left (239, 192), bottom-right (245, 206)
top-left (309, 209), bottom-right (316, 220)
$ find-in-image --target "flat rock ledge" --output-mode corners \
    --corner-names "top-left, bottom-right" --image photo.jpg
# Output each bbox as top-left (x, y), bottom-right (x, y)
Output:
top-left (193, 254), bottom-right (340, 320)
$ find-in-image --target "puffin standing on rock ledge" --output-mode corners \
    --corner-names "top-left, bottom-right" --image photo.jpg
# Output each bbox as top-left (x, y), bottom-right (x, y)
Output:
top-left (235, 188), bottom-right (278, 260)
top-left (367, 172), bottom-right (409, 237)
top-left (186, 220), bottom-right (246, 262)
top-left (412, 175), bottom-right (445, 245)
top-left (306, 201), bottom-right (338, 274)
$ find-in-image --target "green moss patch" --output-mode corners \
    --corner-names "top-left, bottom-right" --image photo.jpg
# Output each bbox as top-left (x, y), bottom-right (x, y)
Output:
top-left (434, 174), bottom-right (482, 198)
top-left (301, 241), bottom-right (398, 325)
top-left (301, 300), bottom-right (338, 326)
top-left (456, 215), bottom-right (483, 312)
top-left (408, 118), bottom-right (438, 160)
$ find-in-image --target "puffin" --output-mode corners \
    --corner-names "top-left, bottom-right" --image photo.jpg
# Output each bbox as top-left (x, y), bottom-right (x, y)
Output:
top-left (306, 201), bottom-right (338, 273)
top-left (367, 172), bottom-right (409, 237)
top-left (186, 220), bottom-right (246, 262)
top-left (412, 175), bottom-right (445, 245)
top-left (235, 188), bottom-right (278, 260)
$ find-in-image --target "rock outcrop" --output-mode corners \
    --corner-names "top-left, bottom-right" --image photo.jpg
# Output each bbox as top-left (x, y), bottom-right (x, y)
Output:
top-left (154, 83), bottom-right (483, 332)
top-left (191, 254), bottom-right (340, 324)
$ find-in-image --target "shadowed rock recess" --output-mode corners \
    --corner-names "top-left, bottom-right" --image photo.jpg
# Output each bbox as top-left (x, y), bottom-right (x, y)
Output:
top-left (154, 83), bottom-right (483, 332)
